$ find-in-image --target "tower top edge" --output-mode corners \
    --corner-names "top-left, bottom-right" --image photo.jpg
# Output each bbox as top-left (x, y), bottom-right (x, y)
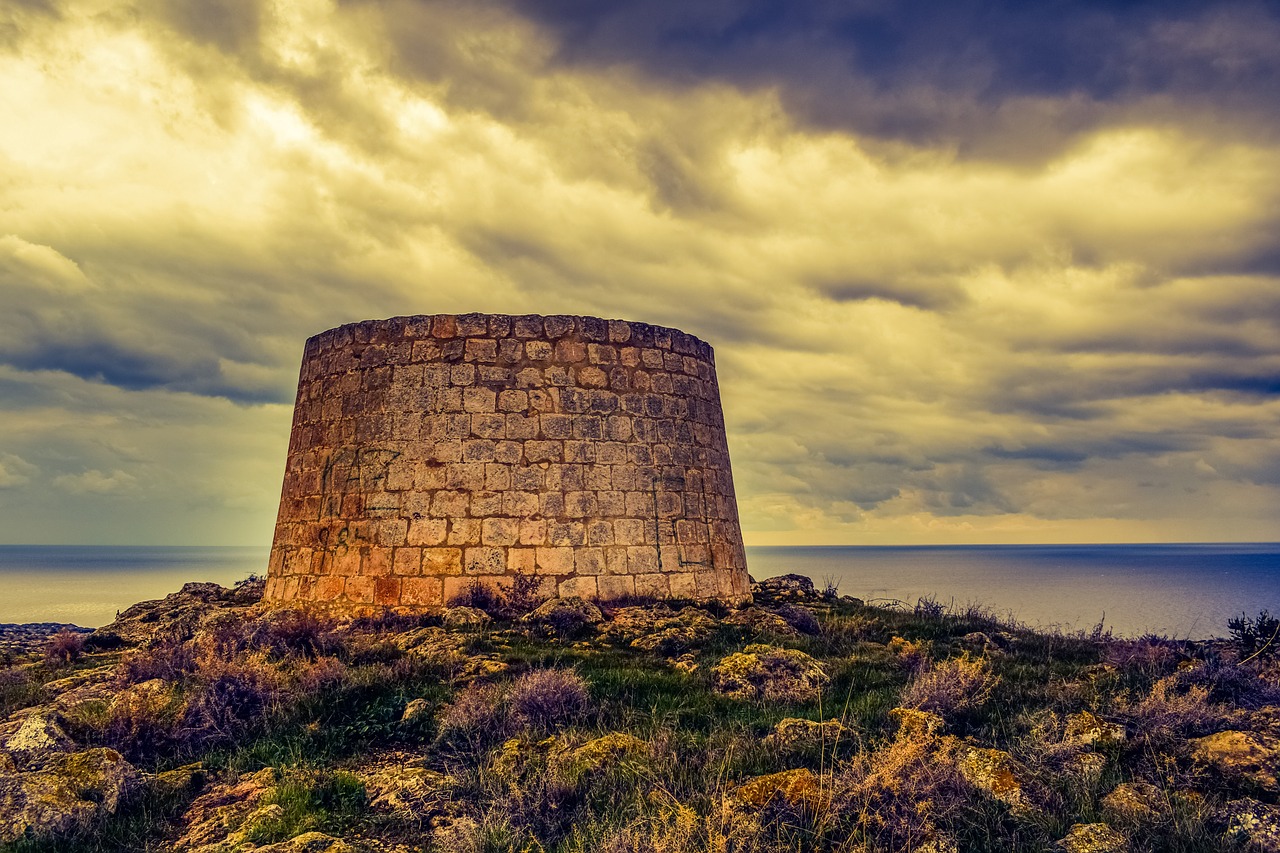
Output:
top-left (304, 314), bottom-right (716, 360)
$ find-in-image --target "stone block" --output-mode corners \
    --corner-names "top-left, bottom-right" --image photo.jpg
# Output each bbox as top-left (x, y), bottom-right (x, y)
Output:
top-left (627, 546), bottom-right (660, 574)
top-left (422, 548), bottom-right (462, 575)
top-left (471, 490), bottom-right (503, 516)
top-left (393, 547), bottom-right (422, 574)
top-left (549, 521), bottom-right (585, 546)
top-left (482, 517), bottom-right (519, 546)
top-left (519, 518), bottom-right (547, 545)
top-left (558, 576), bottom-right (598, 599)
top-left (465, 547), bottom-right (506, 575)
top-left (485, 463), bottom-right (511, 490)
top-left (508, 548), bottom-right (536, 572)
top-left (462, 387), bottom-right (496, 413)
top-left (345, 575), bottom-right (375, 603)
top-left (374, 577), bottom-right (402, 606)
top-left (635, 573), bottom-right (670, 598)
top-left (401, 577), bottom-right (442, 607)
top-left (575, 547), bottom-right (605, 575)
top-left (448, 519), bottom-right (481, 545)
top-left (536, 547), bottom-right (575, 575)
top-left (407, 519), bottom-right (448, 546)
top-left (598, 575), bottom-right (635, 600)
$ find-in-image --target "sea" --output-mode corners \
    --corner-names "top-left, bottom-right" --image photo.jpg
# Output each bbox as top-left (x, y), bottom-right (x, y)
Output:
top-left (0, 543), bottom-right (1277, 639)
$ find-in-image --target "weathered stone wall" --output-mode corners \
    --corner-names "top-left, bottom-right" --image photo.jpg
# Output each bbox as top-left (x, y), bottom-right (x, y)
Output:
top-left (263, 313), bottom-right (750, 609)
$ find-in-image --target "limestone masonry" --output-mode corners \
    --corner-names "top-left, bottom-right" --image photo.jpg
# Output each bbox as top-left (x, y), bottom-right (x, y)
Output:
top-left (264, 314), bottom-right (751, 609)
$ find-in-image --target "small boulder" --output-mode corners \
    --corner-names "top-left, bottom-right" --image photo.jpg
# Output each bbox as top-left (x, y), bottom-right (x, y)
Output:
top-left (363, 765), bottom-right (456, 818)
top-left (443, 606), bottom-right (491, 629)
top-left (958, 747), bottom-right (1032, 814)
top-left (1055, 822), bottom-right (1129, 853)
top-left (764, 718), bottom-right (851, 750)
top-left (401, 698), bottom-right (431, 723)
top-left (732, 767), bottom-right (830, 812)
top-left (889, 707), bottom-right (946, 739)
top-left (751, 574), bottom-right (817, 601)
top-left (4, 712), bottom-right (75, 769)
top-left (0, 747), bottom-right (141, 844)
top-left (561, 732), bottom-right (647, 774)
top-left (523, 596), bottom-right (604, 637)
top-left (604, 605), bottom-right (716, 654)
top-left (1065, 711), bottom-right (1127, 748)
top-left (712, 645), bottom-right (828, 703)
top-left (1222, 797), bottom-right (1280, 852)
top-left (253, 831), bottom-right (357, 853)
top-left (1063, 751), bottom-right (1108, 788)
top-left (392, 626), bottom-right (465, 664)
top-left (1101, 781), bottom-right (1167, 824)
top-left (724, 607), bottom-right (799, 637)
top-left (1191, 729), bottom-right (1280, 791)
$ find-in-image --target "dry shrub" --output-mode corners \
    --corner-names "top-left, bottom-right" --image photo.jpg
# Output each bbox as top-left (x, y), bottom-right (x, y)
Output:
top-left (118, 639), bottom-right (200, 684)
top-left (438, 668), bottom-right (591, 751)
top-left (576, 801), bottom-right (767, 853)
top-left (43, 629), bottom-right (86, 668)
top-left (508, 668), bottom-right (589, 731)
top-left (437, 682), bottom-right (510, 749)
top-left (887, 636), bottom-right (931, 673)
top-left (834, 728), bottom-right (970, 851)
top-left (101, 680), bottom-right (183, 761)
top-left (900, 654), bottom-right (998, 717)
top-left (448, 575), bottom-right (545, 618)
top-left (253, 608), bottom-right (342, 659)
top-left (1102, 635), bottom-right (1181, 676)
top-left (180, 652), bottom-right (282, 751)
top-left (1121, 675), bottom-right (1233, 745)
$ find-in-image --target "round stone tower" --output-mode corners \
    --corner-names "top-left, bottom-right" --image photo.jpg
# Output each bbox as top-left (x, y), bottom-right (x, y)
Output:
top-left (264, 313), bottom-right (750, 610)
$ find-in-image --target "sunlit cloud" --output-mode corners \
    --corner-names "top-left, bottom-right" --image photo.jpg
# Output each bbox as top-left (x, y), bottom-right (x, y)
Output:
top-left (0, 0), bottom-right (1277, 544)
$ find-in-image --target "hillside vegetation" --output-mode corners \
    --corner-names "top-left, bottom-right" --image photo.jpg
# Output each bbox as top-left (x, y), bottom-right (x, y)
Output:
top-left (2, 575), bottom-right (1279, 852)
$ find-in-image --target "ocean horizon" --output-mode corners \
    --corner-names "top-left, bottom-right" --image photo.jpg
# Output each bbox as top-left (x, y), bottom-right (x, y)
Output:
top-left (1, 542), bottom-right (1277, 638)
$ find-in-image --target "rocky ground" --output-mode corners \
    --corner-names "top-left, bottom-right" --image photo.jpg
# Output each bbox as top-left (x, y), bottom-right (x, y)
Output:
top-left (2, 576), bottom-right (1279, 852)
top-left (0, 625), bottom-right (93, 661)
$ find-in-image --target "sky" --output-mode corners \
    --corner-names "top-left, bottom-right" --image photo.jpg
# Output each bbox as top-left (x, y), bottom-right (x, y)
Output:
top-left (1, 0), bottom-right (1278, 547)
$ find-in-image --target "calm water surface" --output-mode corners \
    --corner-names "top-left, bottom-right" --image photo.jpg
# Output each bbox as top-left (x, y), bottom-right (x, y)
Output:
top-left (0, 546), bottom-right (266, 626)
top-left (1, 543), bottom-right (1277, 637)
top-left (748, 543), bottom-right (1280, 639)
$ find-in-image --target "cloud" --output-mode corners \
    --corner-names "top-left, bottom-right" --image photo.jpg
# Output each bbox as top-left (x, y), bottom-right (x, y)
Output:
top-left (0, 454), bottom-right (37, 488)
top-left (0, 0), bottom-right (1277, 544)
top-left (53, 469), bottom-right (137, 494)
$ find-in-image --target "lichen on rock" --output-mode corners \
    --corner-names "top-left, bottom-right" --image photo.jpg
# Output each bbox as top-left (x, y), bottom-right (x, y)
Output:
top-left (711, 644), bottom-right (828, 702)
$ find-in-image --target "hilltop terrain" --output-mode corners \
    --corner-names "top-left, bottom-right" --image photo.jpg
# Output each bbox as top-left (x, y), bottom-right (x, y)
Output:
top-left (2, 576), bottom-right (1279, 852)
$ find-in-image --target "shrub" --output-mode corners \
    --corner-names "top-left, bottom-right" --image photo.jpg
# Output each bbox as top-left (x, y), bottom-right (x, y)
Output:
top-left (834, 725), bottom-right (971, 850)
top-left (180, 654), bottom-right (281, 751)
top-left (772, 603), bottom-right (821, 636)
top-left (448, 576), bottom-right (547, 619)
top-left (888, 636), bottom-right (931, 673)
top-left (255, 608), bottom-right (341, 659)
top-left (117, 639), bottom-right (199, 684)
top-left (1121, 675), bottom-right (1232, 745)
top-left (0, 666), bottom-right (45, 716)
top-left (1101, 635), bottom-right (1181, 676)
top-left (900, 654), bottom-right (998, 717)
top-left (915, 596), bottom-right (946, 620)
top-left (44, 629), bottom-right (85, 668)
top-left (508, 668), bottom-right (590, 732)
top-left (1229, 610), bottom-right (1280, 660)
top-left (437, 681), bottom-right (510, 749)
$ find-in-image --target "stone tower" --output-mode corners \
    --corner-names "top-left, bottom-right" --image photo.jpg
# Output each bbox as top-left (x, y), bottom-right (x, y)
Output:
top-left (263, 313), bottom-right (750, 610)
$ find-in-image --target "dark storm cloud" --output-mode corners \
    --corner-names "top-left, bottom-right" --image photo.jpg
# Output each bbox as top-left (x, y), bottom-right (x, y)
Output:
top-left (511, 0), bottom-right (1280, 149)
